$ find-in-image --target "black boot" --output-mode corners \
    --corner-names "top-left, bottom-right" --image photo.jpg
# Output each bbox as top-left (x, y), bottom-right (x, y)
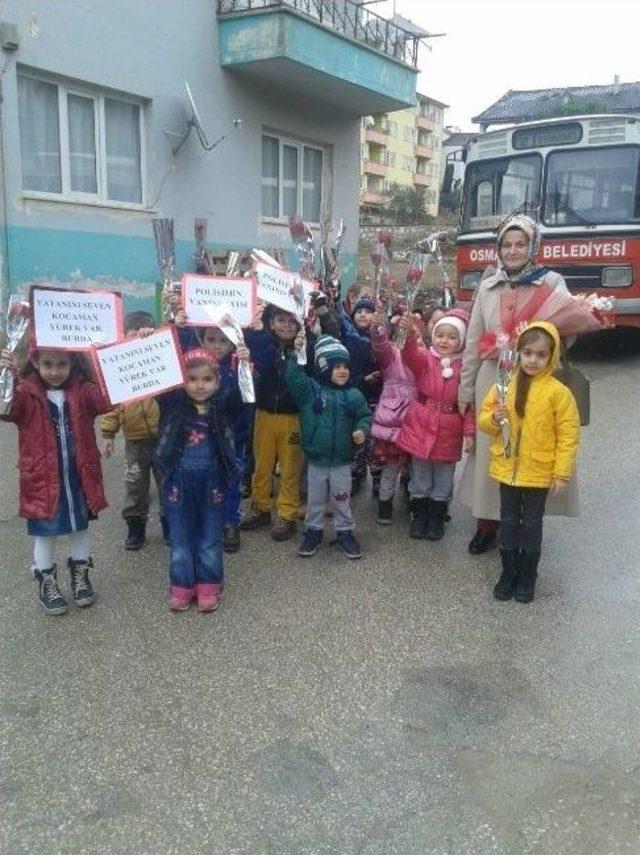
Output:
top-left (468, 526), bottom-right (498, 555)
top-left (68, 557), bottom-right (96, 607)
top-left (409, 497), bottom-right (429, 539)
top-left (377, 497), bottom-right (393, 525)
top-left (514, 551), bottom-right (540, 603)
top-left (124, 517), bottom-right (146, 551)
top-left (33, 565), bottom-right (67, 615)
top-left (160, 515), bottom-right (170, 546)
top-left (371, 473), bottom-right (381, 498)
top-left (425, 500), bottom-right (448, 541)
top-left (493, 549), bottom-right (519, 600)
top-left (350, 474), bottom-right (362, 497)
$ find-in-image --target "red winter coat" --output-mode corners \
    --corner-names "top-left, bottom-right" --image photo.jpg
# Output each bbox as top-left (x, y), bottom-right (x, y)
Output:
top-left (395, 332), bottom-right (475, 462)
top-left (1, 372), bottom-right (110, 520)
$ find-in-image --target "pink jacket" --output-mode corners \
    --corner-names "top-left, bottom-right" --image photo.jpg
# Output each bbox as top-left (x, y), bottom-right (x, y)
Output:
top-left (396, 331), bottom-right (475, 462)
top-left (371, 326), bottom-right (417, 443)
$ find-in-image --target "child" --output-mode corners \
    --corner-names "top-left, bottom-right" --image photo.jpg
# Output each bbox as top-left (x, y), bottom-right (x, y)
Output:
top-left (0, 346), bottom-right (110, 615)
top-left (100, 311), bottom-right (163, 551)
top-left (154, 347), bottom-right (241, 612)
top-left (370, 304), bottom-right (416, 525)
top-left (478, 322), bottom-right (579, 603)
top-left (242, 304), bottom-right (303, 541)
top-left (396, 309), bottom-right (475, 540)
top-left (285, 334), bottom-right (371, 559)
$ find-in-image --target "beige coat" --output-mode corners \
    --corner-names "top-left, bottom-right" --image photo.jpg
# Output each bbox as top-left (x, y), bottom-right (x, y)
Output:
top-left (457, 269), bottom-right (580, 520)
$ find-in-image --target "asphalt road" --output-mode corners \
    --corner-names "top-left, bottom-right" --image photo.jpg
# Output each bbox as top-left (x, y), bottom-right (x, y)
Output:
top-left (1, 332), bottom-right (639, 854)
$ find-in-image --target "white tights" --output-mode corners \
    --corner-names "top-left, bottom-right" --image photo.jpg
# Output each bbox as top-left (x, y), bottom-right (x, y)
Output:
top-left (32, 530), bottom-right (91, 571)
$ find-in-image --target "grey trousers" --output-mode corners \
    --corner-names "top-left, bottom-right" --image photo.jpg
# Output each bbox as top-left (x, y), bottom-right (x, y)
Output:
top-left (409, 458), bottom-right (455, 502)
top-left (305, 462), bottom-right (354, 532)
top-left (123, 438), bottom-right (161, 520)
top-left (379, 459), bottom-right (402, 502)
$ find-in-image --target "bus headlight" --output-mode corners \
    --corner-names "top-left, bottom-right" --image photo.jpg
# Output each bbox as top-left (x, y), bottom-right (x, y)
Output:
top-left (602, 266), bottom-right (632, 287)
top-left (461, 272), bottom-right (481, 290)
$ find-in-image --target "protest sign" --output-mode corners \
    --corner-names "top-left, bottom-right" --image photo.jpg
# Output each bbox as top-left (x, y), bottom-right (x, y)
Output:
top-left (92, 326), bottom-right (185, 406)
top-left (254, 263), bottom-right (313, 318)
top-left (31, 286), bottom-right (123, 350)
top-left (182, 274), bottom-right (255, 328)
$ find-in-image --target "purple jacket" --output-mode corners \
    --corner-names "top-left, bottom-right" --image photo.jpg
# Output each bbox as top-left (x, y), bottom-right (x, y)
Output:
top-left (371, 326), bottom-right (417, 444)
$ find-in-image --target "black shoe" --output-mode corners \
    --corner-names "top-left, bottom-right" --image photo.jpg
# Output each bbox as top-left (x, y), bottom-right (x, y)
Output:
top-left (336, 530), bottom-right (362, 559)
top-left (350, 475), bottom-right (362, 497)
top-left (409, 497), bottom-right (429, 539)
top-left (298, 528), bottom-right (323, 557)
top-left (223, 525), bottom-right (240, 553)
top-left (376, 498), bottom-right (393, 525)
top-left (493, 549), bottom-right (519, 600)
top-left (372, 474), bottom-right (381, 498)
top-left (425, 500), bottom-right (448, 541)
top-left (468, 528), bottom-right (497, 555)
top-left (514, 551), bottom-right (540, 603)
top-left (68, 557), bottom-right (96, 607)
top-left (124, 517), bottom-right (146, 551)
top-left (241, 473), bottom-right (252, 499)
top-left (160, 515), bottom-right (170, 546)
top-left (33, 566), bottom-right (67, 615)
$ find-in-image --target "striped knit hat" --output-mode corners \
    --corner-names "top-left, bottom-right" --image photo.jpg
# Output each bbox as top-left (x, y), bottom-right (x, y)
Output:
top-left (314, 334), bottom-right (350, 381)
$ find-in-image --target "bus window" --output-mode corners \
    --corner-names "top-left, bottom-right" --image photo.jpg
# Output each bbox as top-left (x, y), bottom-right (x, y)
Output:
top-left (462, 154), bottom-right (542, 231)
top-left (543, 146), bottom-right (640, 225)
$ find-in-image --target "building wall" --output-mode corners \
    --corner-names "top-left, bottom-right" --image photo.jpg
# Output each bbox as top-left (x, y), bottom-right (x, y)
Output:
top-left (360, 92), bottom-right (445, 219)
top-left (0, 0), bottom-right (363, 310)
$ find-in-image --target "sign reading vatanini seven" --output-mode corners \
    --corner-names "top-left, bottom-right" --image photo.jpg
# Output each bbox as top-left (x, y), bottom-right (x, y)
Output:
top-left (30, 285), bottom-right (123, 350)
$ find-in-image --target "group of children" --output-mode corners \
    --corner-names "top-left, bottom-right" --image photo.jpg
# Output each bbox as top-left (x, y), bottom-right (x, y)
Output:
top-left (0, 270), bottom-right (580, 614)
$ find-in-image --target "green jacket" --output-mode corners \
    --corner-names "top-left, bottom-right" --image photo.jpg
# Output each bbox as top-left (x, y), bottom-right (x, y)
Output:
top-left (285, 359), bottom-right (371, 467)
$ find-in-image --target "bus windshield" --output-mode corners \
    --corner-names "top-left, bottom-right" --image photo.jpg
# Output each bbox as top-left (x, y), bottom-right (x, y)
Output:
top-left (461, 154), bottom-right (542, 232)
top-left (543, 145), bottom-right (640, 226)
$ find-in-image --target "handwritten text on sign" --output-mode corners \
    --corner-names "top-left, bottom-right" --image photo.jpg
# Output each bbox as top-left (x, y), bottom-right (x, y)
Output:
top-left (32, 287), bottom-right (122, 349)
top-left (94, 327), bottom-right (184, 406)
top-left (254, 263), bottom-right (312, 317)
top-left (182, 275), bottom-right (254, 328)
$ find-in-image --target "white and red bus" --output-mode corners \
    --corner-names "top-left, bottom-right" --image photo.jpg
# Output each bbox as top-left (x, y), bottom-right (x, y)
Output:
top-left (456, 114), bottom-right (640, 327)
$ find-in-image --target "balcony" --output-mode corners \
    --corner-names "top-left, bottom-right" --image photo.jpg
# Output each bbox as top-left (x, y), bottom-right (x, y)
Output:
top-left (217, 0), bottom-right (419, 115)
top-left (412, 172), bottom-right (430, 187)
top-left (416, 115), bottom-right (436, 131)
top-left (415, 145), bottom-right (432, 159)
top-left (363, 159), bottom-right (389, 177)
top-left (364, 127), bottom-right (389, 146)
top-left (362, 190), bottom-right (389, 206)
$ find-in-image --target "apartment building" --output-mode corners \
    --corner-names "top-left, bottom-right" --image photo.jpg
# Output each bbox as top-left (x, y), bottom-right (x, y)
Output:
top-left (360, 92), bottom-right (447, 221)
top-left (0, 0), bottom-right (422, 310)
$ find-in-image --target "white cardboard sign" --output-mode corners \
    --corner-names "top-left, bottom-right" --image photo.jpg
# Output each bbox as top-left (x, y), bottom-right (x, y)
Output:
top-left (254, 262), bottom-right (313, 318)
top-left (31, 286), bottom-right (123, 350)
top-left (182, 274), bottom-right (255, 328)
top-left (93, 326), bottom-right (185, 406)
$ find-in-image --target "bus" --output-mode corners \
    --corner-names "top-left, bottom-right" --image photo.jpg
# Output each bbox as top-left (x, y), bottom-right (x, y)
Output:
top-left (456, 114), bottom-right (640, 327)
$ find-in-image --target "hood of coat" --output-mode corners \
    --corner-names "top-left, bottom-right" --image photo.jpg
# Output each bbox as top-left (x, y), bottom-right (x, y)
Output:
top-left (515, 320), bottom-right (561, 378)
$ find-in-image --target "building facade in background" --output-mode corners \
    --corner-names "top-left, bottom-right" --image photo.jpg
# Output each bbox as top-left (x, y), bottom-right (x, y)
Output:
top-left (360, 92), bottom-right (447, 221)
top-left (0, 0), bottom-right (422, 311)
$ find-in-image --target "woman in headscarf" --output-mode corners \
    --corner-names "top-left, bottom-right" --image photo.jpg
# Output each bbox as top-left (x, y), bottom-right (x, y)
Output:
top-left (457, 214), bottom-right (579, 554)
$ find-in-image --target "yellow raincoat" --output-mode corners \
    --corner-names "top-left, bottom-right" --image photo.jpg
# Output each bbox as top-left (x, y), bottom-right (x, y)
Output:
top-left (478, 322), bottom-right (580, 488)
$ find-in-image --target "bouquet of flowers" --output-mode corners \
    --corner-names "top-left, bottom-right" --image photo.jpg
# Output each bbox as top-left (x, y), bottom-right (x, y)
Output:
top-left (0, 296), bottom-right (30, 415)
top-left (479, 284), bottom-right (617, 359)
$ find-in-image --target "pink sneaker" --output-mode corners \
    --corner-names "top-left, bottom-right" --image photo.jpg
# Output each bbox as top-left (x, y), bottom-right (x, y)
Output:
top-left (196, 583), bottom-right (222, 613)
top-left (169, 585), bottom-right (195, 611)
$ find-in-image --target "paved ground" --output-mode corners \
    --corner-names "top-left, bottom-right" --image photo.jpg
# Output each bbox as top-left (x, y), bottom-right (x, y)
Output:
top-left (1, 332), bottom-right (639, 854)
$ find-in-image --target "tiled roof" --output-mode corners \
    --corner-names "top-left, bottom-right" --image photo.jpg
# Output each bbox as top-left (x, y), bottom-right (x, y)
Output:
top-left (443, 132), bottom-right (476, 147)
top-left (473, 82), bottom-right (640, 125)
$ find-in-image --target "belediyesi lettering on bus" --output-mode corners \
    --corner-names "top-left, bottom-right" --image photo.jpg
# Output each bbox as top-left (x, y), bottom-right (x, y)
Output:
top-left (542, 241), bottom-right (627, 260)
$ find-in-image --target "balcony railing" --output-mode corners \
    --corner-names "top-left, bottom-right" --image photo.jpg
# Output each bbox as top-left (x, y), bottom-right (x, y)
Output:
top-left (415, 145), bottom-right (432, 159)
top-left (363, 159), bottom-right (389, 177)
top-left (364, 127), bottom-right (389, 146)
top-left (217, 0), bottom-right (422, 67)
top-left (412, 172), bottom-right (430, 187)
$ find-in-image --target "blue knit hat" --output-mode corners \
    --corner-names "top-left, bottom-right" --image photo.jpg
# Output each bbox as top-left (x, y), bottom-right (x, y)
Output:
top-left (314, 334), bottom-right (350, 382)
top-left (352, 296), bottom-right (375, 316)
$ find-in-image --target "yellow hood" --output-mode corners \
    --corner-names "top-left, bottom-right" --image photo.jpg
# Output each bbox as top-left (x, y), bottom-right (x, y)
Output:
top-left (516, 321), bottom-right (561, 377)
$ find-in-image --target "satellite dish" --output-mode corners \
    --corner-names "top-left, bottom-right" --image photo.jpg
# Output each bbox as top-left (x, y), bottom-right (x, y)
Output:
top-left (185, 81), bottom-right (210, 149)
top-left (163, 81), bottom-right (242, 156)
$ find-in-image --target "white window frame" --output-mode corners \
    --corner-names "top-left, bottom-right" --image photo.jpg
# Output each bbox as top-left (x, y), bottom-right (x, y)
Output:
top-left (18, 70), bottom-right (147, 211)
top-left (261, 132), bottom-right (325, 226)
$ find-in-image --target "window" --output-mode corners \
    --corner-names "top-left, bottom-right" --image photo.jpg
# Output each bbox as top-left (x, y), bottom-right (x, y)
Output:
top-left (261, 134), bottom-right (324, 222)
top-left (461, 154), bottom-right (542, 231)
top-left (17, 73), bottom-right (144, 205)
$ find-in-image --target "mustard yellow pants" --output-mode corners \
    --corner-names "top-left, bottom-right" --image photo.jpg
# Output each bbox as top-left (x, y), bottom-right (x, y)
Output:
top-left (251, 410), bottom-right (302, 521)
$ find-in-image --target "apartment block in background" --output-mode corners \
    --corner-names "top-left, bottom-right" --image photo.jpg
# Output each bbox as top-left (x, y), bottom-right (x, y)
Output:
top-left (360, 91), bottom-right (447, 221)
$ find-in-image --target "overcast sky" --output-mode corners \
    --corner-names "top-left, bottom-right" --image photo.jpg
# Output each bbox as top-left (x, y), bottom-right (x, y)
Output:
top-left (375, 0), bottom-right (640, 130)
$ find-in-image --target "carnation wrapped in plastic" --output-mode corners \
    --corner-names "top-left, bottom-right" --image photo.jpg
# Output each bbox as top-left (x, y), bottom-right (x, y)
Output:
top-left (495, 330), bottom-right (517, 458)
top-left (202, 303), bottom-right (255, 403)
top-left (0, 296), bottom-right (30, 415)
top-left (289, 215), bottom-right (316, 281)
top-left (152, 218), bottom-right (181, 321)
top-left (289, 275), bottom-right (307, 366)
